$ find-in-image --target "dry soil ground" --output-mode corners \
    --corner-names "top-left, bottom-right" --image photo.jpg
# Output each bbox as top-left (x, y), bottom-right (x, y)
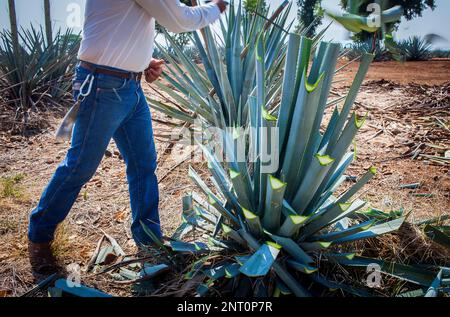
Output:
top-left (0, 60), bottom-right (449, 296)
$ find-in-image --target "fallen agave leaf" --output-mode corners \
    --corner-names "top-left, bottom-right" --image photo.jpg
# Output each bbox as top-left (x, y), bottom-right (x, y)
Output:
top-left (139, 264), bottom-right (170, 278)
top-left (399, 182), bottom-right (422, 190)
top-left (424, 225), bottom-right (450, 249)
top-left (53, 279), bottom-right (113, 297)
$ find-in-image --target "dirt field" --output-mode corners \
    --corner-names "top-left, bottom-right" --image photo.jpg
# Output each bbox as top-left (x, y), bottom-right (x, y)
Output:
top-left (0, 60), bottom-right (449, 296)
top-left (338, 60), bottom-right (450, 86)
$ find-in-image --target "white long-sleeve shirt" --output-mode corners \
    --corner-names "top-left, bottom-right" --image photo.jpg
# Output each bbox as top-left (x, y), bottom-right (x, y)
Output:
top-left (78, 0), bottom-right (221, 72)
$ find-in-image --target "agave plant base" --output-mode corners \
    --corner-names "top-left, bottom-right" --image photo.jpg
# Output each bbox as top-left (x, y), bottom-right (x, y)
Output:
top-left (138, 218), bottom-right (449, 297)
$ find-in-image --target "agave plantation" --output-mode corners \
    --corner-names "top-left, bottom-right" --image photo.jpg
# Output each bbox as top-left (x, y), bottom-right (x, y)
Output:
top-left (0, 26), bottom-right (80, 133)
top-left (1, 0), bottom-right (449, 299)
top-left (397, 36), bottom-right (432, 61)
top-left (139, 2), bottom-right (450, 297)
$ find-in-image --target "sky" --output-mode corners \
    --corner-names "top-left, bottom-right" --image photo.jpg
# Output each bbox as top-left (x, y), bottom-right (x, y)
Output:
top-left (1, 0), bottom-right (449, 49)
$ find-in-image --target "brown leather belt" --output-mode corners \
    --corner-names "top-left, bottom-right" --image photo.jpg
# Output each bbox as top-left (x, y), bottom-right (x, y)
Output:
top-left (78, 61), bottom-right (142, 81)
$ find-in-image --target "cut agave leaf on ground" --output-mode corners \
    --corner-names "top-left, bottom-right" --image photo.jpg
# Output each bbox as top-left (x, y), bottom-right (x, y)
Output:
top-left (310, 273), bottom-right (374, 297)
top-left (139, 264), bottom-right (170, 279)
top-left (170, 241), bottom-right (209, 253)
top-left (95, 246), bottom-right (115, 265)
top-left (357, 208), bottom-right (404, 222)
top-left (21, 273), bottom-right (58, 297)
top-left (425, 269), bottom-right (442, 297)
top-left (140, 221), bottom-right (169, 251)
top-left (434, 226), bottom-right (450, 235)
top-left (331, 256), bottom-right (437, 287)
top-left (396, 289), bottom-right (426, 297)
top-left (48, 287), bottom-right (63, 297)
top-left (104, 233), bottom-right (126, 257)
top-left (424, 225), bottom-right (450, 249)
top-left (184, 257), bottom-right (209, 280)
top-left (194, 205), bottom-right (218, 224)
top-left (239, 242), bottom-right (281, 277)
top-left (171, 222), bottom-right (194, 241)
top-left (413, 215), bottom-right (450, 226)
top-left (118, 268), bottom-right (140, 281)
top-left (183, 214), bottom-right (216, 233)
top-left (54, 279), bottom-right (113, 297)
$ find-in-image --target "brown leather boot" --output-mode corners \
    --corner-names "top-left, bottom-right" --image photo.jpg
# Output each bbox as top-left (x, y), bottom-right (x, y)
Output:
top-left (28, 241), bottom-right (59, 275)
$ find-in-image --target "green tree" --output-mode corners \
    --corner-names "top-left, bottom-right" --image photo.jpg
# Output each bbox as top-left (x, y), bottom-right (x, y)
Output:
top-left (243, 0), bottom-right (267, 13)
top-left (340, 0), bottom-right (436, 41)
top-left (341, 0), bottom-right (436, 20)
top-left (296, 0), bottom-right (323, 37)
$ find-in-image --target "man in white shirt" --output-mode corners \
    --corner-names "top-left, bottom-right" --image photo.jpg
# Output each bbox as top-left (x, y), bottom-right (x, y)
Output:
top-left (28, 0), bottom-right (227, 275)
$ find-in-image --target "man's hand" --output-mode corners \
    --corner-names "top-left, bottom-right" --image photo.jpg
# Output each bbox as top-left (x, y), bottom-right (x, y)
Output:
top-left (212, 0), bottom-right (228, 13)
top-left (144, 59), bottom-right (165, 84)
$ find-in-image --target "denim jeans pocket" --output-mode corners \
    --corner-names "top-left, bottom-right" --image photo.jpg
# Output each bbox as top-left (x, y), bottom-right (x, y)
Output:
top-left (96, 74), bottom-right (128, 93)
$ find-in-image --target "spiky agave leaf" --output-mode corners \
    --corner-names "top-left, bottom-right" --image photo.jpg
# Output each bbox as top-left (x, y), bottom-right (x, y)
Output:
top-left (147, 0), bottom-right (313, 129)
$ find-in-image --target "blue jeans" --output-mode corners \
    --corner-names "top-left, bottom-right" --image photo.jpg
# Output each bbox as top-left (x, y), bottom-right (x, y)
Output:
top-left (28, 63), bottom-right (161, 245)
